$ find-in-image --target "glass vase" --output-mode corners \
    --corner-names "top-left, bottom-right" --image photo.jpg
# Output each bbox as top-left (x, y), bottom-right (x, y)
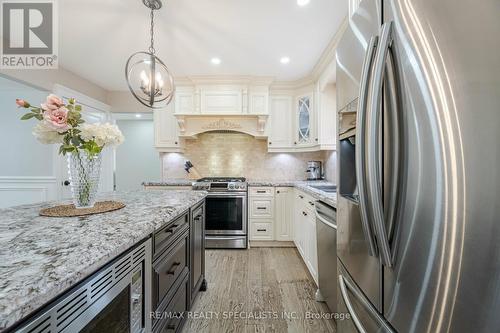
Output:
top-left (67, 150), bottom-right (102, 208)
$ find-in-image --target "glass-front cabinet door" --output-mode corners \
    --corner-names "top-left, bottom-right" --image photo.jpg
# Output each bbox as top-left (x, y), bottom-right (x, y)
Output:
top-left (296, 95), bottom-right (315, 146)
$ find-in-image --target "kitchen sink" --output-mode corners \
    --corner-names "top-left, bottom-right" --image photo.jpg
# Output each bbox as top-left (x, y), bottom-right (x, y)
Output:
top-left (309, 185), bottom-right (337, 193)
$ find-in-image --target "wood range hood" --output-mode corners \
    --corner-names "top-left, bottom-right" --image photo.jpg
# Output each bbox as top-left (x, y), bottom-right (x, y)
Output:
top-left (174, 113), bottom-right (268, 139)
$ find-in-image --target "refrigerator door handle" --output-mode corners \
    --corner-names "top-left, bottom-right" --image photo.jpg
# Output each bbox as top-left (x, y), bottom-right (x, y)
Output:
top-left (367, 21), bottom-right (395, 267)
top-left (339, 274), bottom-right (367, 333)
top-left (355, 35), bottom-right (379, 257)
top-left (339, 273), bottom-right (396, 333)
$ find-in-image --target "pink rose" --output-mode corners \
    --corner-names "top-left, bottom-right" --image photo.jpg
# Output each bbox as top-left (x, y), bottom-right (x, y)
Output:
top-left (43, 107), bottom-right (70, 132)
top-left (16, 99), bottom-right (30, 108)
top-left (41, 94), bottom-right (64, 111)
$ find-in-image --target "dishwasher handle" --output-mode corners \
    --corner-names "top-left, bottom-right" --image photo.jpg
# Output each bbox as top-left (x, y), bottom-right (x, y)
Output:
top-left (315, 210), bottom-right (337, 230)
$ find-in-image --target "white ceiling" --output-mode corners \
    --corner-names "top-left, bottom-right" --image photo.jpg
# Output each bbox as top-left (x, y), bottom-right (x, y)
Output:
top-left (59, 0), bottom-right (347, 91)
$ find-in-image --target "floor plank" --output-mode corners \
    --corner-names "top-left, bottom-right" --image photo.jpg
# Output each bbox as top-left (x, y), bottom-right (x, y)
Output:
top-left (182, 248), bottom-right (335, 333)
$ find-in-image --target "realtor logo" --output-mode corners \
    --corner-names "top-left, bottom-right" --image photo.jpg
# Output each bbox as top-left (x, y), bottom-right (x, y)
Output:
top-left (1, 0), bottom-right (58, 69)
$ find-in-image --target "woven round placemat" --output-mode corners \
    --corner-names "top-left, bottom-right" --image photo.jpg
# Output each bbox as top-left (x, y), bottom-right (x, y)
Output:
top-left (39, 201), bottom-right (126, 217)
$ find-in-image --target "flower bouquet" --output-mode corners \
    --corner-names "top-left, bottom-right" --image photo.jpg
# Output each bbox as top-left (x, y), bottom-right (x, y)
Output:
top-left (17, 94), bottom-right (124, 208)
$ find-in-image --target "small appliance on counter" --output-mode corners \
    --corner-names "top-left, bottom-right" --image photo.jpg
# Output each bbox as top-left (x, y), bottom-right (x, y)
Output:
top-left (306, 161), bottom-right (323, 180)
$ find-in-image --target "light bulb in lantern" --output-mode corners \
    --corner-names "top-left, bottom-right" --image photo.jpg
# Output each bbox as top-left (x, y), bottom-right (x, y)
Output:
top-left (140, 70), bottom-right (150, 91)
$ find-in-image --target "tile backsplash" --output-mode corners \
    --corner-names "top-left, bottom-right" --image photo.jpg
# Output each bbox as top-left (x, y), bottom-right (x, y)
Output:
top-left (161, 132), bottom-right (336, 182)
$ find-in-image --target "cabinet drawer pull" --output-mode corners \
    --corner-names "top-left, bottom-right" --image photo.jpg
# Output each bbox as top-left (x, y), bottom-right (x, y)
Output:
top-left (194, 215), bottom-right (202, 221)
top-left (166, 262), bottom-right (181, 275)
top-left (308, 201), bottom-right (314, 206)
top-left (299, 195), bottom-right (304, 199)
top-left (302, 211), bottom-right (308, 216)
top-left (257, 229), bottom-right (267, 232)
top-left (164, 224), bottom-right (178, 234)
top-left (257, 207), bottom-right (267, 210)
top-left (257, 190), bottom-right (267, 194)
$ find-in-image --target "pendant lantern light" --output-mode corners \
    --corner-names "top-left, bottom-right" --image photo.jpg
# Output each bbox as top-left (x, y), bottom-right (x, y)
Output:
top-left (125, 0), bottom-right (174, 108)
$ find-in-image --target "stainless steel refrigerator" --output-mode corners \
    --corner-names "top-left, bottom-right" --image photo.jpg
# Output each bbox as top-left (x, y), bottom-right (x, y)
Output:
top-left (336, 0), bottom-right (500, 332)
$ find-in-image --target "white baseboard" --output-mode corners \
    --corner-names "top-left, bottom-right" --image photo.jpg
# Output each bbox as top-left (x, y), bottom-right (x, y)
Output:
top-left (0, 176), bottom-right (58, 208)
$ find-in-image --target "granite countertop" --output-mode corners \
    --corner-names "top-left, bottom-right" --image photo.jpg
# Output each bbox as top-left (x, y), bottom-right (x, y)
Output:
top-left (0, 190), bottom-right (206, 331)
top-left (247, 180), bottom-right (337, 207)
top-left (143, 179), bottom-right (337, 207)
top-left (143, 179), bottom-right (194, 186)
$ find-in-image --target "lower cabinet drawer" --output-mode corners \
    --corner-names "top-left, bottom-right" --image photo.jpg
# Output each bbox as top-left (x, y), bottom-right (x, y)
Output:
top-left (154, 212), bottom-right (189, 257)
top-left (250, 221), bottom-right (273, 240)
top-left (152, 231), bottom-right (189, 310)
top-left (154, 274), bottom-right (189, 333)
top-left (249, 198), bottom-right (274, 218)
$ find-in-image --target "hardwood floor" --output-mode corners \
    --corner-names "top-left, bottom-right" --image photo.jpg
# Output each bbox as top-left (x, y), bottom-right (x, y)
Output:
top-left (183, 248), bottom-right (336, 333)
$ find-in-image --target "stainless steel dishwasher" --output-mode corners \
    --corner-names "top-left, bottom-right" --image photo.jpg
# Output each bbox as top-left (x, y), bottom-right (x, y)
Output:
top-left (315, 200), bottom-right (337, 313)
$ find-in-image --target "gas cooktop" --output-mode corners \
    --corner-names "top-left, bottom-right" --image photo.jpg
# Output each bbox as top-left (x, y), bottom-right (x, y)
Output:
top-left (192, 177), bottom-right (247, 191)
top-left (196, 177), bottom-right (246, 183)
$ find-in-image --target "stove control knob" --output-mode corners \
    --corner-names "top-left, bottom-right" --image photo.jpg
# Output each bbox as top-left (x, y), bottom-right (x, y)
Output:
top-left (229, 184), bottom-right (235, 190)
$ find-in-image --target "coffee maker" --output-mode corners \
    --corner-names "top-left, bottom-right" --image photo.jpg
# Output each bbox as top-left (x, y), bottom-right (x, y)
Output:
top-left (306, 161), bottom-right (323, 180)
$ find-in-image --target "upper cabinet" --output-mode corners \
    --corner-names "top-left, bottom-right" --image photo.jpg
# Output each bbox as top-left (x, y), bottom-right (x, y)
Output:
top-left (173, 79), bottom-right (271, 116)
top-left (297, 96), bottom-right (311, 144)
top-left (267, 95), bottom-right (293, 150)
top-left (174, 86), bottom-right (195, 115)
top-left (200, 87), bottom-right (244, 114)
top-left (265, 82), bottom-right (336, 152)
top-left (295, 93), bottom-right (317, 149)
top-left (154, 102), bottom-right (184, 153)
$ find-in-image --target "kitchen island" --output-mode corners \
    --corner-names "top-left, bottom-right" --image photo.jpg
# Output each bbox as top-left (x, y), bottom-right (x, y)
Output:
top-left (0, 190), bottom-right (206, 332)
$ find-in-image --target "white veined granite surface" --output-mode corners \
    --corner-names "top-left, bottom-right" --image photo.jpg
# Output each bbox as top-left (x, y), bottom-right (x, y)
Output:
top-left (0, 190), bottom-right (206, 331)
top-left (143, 180), bottom-right (337, 208)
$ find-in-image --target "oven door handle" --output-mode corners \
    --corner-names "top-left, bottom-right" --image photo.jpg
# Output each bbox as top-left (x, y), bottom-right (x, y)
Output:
top-left (206, 192), bottom-right (247, 198)
top-left (205, 236), bottom-right (246, 241)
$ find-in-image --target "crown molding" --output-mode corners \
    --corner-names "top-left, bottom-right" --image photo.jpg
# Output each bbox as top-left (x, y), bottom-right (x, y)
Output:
top-left (174, 75), bottom-right (275, 87)
top-left (310, 16), bottom-right (348, 81)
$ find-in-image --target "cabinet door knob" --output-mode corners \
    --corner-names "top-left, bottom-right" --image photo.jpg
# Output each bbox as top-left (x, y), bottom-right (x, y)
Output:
top-left (63, 180), bottom-right (70, 186)
top-left (269, 142), bottom-right (272, 145)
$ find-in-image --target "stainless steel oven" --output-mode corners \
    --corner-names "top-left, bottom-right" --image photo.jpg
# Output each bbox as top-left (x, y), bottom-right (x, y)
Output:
top-left (16, 239), bottom-right (152, 333)
top-left (193, 177), bottom-right (248, 249)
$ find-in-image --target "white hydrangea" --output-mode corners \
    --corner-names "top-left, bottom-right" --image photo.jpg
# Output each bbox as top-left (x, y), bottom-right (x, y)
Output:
top-left (80, 123), bottom-right (124, 147)
top-left (32, 121), bottom-right (63, 144)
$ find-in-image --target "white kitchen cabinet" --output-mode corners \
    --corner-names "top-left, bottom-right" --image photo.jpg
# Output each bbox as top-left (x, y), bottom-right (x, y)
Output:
top-left (275, 187), bottom-right (294, 241)
top-left (250, 221), bottom-right (274, 240)
top-left (249, 87), bottom-right (269, 115)
top-left (154, 104), bottom-right (183, 152)
top-left (200, 88), bottom-right (243, 114)
top-left (316, 82), bottom-right (337, 150)
top-left (249, 197), bottom-right (274, 219)
top-left (267, 95), bottom-right (294, 150)
top-left (174, 87), bottom-right (195, 114)
top-left (249, 187), bottom-right (275, 241)
top-left (295, 93), bottom-right (317, 148)
top-left (293, 188), bottom-right (318, 284)
top-left (293, 192), bottom-right (306, 256)
top-left (305, 211), bottom-right (318, 283)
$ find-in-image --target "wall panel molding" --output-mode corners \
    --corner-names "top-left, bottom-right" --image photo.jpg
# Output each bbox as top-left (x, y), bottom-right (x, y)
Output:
top-left (0, 176), bottom-right (58, 208)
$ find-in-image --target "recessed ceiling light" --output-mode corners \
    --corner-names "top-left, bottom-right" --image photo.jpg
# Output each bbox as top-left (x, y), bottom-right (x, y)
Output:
top-left (211, 57), bottom-right (221, 65)
top-left (280, 57), bottom-right (290, 64)
top-left (135, 114), bottom-right (142, 118)
top-left (297, 0), bottom-right (310, 6)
